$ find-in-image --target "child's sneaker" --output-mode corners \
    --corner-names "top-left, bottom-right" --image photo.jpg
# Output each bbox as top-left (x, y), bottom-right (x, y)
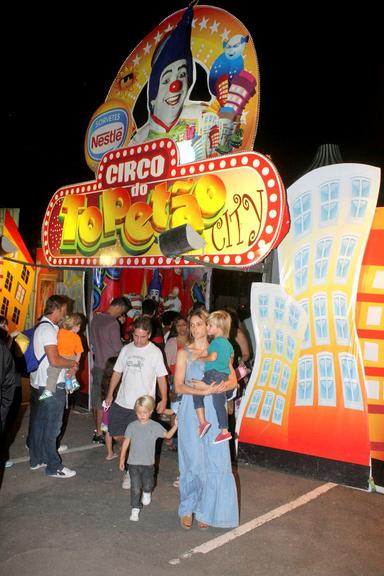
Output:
top-left (69, 379), bottom-right (80, 394)
top-left (198, 421), bottom-right (211, 438)
top-left (130, 508), bottom-right (140, 522)
top-left (142, 492), bottom-right (151, 506)
top-left (64, 376), bottom-right (73, 392)
top-left (213, 431), bottom-right (232, 444)
top-left (39, 390), bottom-right (53, 401)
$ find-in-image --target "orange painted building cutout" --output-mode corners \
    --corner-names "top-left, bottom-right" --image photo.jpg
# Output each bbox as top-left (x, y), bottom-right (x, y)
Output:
top-left (0, 210), bottom-right (35, 332)
top-left (356, 208), bottom-right (384, 478)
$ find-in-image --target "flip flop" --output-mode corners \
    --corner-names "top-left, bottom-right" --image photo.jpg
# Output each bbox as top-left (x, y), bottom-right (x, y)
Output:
top-left (197, 521), bottom-right (209, 530)
top-left (180, 515), bottom-right (193, 529)
top-left (105, 454), bottom-right (118, 460)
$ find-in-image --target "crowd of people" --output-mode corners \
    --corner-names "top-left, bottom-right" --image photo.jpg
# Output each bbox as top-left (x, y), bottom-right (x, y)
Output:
top-left (1, 0), bottom-right (253, 525)
top-left (1, 293), bottom-right (253, 529)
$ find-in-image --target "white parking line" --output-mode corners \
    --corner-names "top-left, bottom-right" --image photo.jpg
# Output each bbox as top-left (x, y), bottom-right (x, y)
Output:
top-left (6, 443), bottom-right (103, 465)
top-left (169, 482), bottom-right (336, 565)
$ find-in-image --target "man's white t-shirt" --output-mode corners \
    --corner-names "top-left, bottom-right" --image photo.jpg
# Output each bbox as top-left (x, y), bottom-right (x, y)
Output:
top-left (30, 317), bottom-right (66, 389)
top-left (114, 341), bottom-right (168, 409)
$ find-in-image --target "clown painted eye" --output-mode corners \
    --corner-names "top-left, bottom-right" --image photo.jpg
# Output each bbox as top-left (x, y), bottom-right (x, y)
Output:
top-left (161, 75), bottom-right (171, 85)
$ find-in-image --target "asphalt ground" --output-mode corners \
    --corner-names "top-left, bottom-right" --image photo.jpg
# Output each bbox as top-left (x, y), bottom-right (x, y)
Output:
top-left (0, 401), bottom-right (383, 576)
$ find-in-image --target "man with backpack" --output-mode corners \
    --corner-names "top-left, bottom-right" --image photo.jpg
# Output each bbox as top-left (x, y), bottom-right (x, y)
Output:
top-left (28, 295), bottom-right (79, 478)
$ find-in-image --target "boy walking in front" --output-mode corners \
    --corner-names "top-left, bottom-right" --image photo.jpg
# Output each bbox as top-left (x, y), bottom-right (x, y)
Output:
top-left (119, 395), bottom-right (177, 522)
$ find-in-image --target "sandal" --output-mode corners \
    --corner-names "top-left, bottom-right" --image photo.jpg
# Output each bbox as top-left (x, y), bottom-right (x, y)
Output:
top-left (105, 453), bottom-right (118, 460)
top-left (180, 515), bottom-right (193, 530)
top-left (197, 521), bottom-right (209, 530)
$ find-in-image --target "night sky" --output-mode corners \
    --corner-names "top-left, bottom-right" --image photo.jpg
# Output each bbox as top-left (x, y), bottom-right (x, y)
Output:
top-left (4, 2), bottom-right (383, 252)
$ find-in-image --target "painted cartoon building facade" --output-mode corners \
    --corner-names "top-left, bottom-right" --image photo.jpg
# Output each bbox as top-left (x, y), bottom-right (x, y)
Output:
top-left (0, 210), bottom-right (35, 333)
top-left (356, 208), bottom-right (384, 486)
top-left (237, 163), bottom-right (381, 471)
top-left (238, 283), bottom-right (307, 449)
top-left (277, 163), bottom-right (380, 465)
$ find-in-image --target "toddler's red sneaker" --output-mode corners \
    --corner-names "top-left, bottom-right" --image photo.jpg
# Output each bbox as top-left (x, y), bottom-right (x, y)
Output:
top-left (213, 431), bottom-right (232, 444)
top-left (198, 421), bottom-right (211, 438)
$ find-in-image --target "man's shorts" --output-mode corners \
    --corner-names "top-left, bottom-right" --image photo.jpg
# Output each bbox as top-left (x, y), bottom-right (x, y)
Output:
top-left (108, 402), bottom-right (137, 436)
top-left (90, 366), bottom-right (104, 410)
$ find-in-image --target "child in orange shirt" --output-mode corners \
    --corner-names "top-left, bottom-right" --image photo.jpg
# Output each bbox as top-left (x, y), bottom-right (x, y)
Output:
top-left (39, 313), bottom-right (83, 401)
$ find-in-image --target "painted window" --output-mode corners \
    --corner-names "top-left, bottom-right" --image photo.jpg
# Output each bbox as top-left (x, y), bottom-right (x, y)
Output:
top-left (292, 192), bottom-right (311, 236)
top-left (287, 336), bottom-right (295, 361)
top-left (288, 304), bottom-right (300, 331)
top-left (259, 358), bottom-right (271, 386)
top-left (276, 330), bottom-right (284, 356)
top-left (270, 359), bottom-right (282, 388)
top-left (317, 353), bottom-right (336, 406)
top-left (320, 181), bottom-right (339, 224)
top-left (333, 293), bottom-right (350, 344)
top-left (21, 266), bottom-right (30, 284)
top-left (313, 294), bottom-right (329, 344)
top-left (260, 391), bottom-right (274, 421)
top-left (15, 283), bottom-right (26, 304)
top-left (1, 297), bottom-right (9, 317)
top-left (296, 356), bottom-right (314, 405)
top-left (300, 299), bottom-right (311, 349)
top-left (5, 271), bottom-right (13, 292)
top-left (314, 238), bottom-right (332, 283)
top-left (339, 354), bottom-right (363, 410)
top-left (294, 246), bottom-right (310, 293)
top-left (263, 327), bottom-right (272, 353)
top-left (12, 307), bottom-right (21, 324)
top-left (274, 297), bottom-right (285, 322)
top-left (272, 395), bottom-right (285, 425)
top-left (351, 178), bottom-right (370, 218)
top-left (279, 365), bottom-right (291, 394)
top-left (259, 294), bottom-right (269, 319)
top-left (335, 236), bottom-right (357, 283)
top-left (246, 389), bottom-right (263, 418)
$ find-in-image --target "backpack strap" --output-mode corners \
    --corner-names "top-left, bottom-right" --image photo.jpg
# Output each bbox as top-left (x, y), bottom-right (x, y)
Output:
top-left (34, 320), bottom-right (54, 365)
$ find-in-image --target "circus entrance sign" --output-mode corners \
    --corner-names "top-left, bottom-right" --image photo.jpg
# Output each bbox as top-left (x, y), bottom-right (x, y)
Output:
top-left (42, 139), bottom-right (289, 268)
top-left (42, 4), bottom-right (290, 268)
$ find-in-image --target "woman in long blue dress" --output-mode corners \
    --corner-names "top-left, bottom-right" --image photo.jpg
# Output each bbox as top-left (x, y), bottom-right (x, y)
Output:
top-left (174, 309), bottom-right (239, 529)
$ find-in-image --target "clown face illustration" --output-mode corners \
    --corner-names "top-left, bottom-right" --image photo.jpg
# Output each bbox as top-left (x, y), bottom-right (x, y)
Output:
top-left (151, 59), bottom-right (189, 128)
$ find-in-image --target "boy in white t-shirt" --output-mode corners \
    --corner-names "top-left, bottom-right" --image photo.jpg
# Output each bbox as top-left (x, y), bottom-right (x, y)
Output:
top-left (104, 316), bottom-right (168, 489)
